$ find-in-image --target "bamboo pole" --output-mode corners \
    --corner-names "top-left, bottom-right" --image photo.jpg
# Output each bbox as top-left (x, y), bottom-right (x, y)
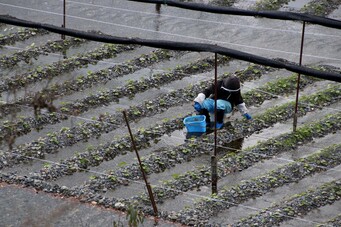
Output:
top-left (211, 52), bottom-right (218, 194)
top-left (122, 111), bottom-right (158, 217)
top-left (61, 0), bottom-right (66, 40)
top-left (293, 21), bottom-right (306, 132)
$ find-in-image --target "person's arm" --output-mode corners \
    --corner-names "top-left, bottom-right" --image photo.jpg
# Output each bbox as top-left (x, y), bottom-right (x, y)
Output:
top-left (203, 82), bottom-right (215, 98)
top-left (237, 102), bottom-right (248, 115)
top-left (234, 92), bottom-right (252, 119)
top-left (237, 102), bottom-right (252, 119)
top-left (193, 82), bottom-right (215, 105)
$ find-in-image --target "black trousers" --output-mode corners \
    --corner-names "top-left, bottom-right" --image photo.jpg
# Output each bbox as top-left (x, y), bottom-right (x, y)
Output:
top-left (199, 109), bottom-right (225, 124)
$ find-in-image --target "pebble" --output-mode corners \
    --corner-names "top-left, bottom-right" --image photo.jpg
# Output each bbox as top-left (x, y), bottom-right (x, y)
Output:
top-left (114, 202), bottom-right (125, 209)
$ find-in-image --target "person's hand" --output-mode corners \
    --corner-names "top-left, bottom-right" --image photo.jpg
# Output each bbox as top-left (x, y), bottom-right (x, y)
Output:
top-left (194, 102), bottom-right (202, 112)
top-left (243, 113), bottom-right (252, 120)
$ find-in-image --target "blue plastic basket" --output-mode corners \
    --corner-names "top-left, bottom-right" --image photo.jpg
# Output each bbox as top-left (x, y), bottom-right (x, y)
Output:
top-left (183, 115), bottom-right (206, 133)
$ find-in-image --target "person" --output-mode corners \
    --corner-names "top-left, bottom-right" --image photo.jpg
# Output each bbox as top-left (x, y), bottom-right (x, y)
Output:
top-left (193, 75), bottom-right (252, 129)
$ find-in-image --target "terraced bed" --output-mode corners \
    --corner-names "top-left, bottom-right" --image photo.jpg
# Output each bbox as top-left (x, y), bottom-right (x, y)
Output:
top-left (0, 0), bottom-right (341, 226)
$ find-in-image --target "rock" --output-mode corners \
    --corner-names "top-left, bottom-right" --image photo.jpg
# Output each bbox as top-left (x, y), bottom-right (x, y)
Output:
top-left (168, 211), bottom-right (177, 220)
top-left (114, 202), bottom-right (125, 209)
top-left (61, 186), bottom-right (68, 190)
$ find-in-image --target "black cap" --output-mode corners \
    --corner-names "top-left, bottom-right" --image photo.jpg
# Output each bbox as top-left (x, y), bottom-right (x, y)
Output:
top-left (222, 75), bottom-right (240, 91)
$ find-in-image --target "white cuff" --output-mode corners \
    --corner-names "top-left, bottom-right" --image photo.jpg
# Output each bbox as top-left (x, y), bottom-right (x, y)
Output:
top-left (237, 102), bottom-right (248, 115)
top-left (194, 93), bottom-right (206, 105)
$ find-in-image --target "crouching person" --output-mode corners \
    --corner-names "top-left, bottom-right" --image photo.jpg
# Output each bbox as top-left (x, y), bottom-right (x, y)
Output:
top-left (193, 75), bottom-right (252, 129)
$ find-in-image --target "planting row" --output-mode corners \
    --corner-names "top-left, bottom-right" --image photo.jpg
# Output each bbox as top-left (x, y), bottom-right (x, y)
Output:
top-left (0, 36), bottom-right (88, 68)
top-left (186, 0), bottom-right (341, 16)
top-left (65, 112), bottom-right (341, 221)
top-left (1, 140), bottom-right (339, 225)
top-left (316, 214), bottom-right (341, 227)
top-left (0, 43), bottom-right (138, 93)
top-left (137, 112), bottom-right (341, 207)
top-left (173, 149), bottom-right (340, 225)
top-left (210, 0), bottom-right (236, 7)
top-left (300, 0), bottom-right (341, 16)
top-left (233, 180), bottom-right (340, 226)
top-left (81, 101), bottom-right (341, 196)
top-left (0, 63), bottom-right (298, 166)
top-left (254, 0), bottom-right (291, 11)
top-left (0, 54), bottom-right (232, 145)
top-left (0, 48), bottom-right (174, 118)
top-left (215, 0), bottom-right (341, 18)
top-left (36, 116), bottom-right (186, 180)
top-left (3, 57), bottom-right (333, 143)
top-left (0, 67), bottom-right (338, 173)
top-left (0, 57), bottom-right (315, 145)
top-left (34, 54), bottom-right (230, 114)
top-left (0, 27), bottom-right (49, 46)
top-left (3, 67), bottom-right (339, 161)
top-left (158, 115), bottom-right (341, 225)
top-left (37, 85), bottom-right (341, 185)
top-left (247, 0), bottom-right (341, 15)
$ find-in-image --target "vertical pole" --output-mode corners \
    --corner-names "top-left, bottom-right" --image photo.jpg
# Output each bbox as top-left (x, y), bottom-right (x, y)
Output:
top-left (156, 3), bottom-right (161, 12)
top-left (61, 0), bottom-right (66, 40)
top-left (211, 52), bottom-right (218, 195)
top-left (122, 111), bottom-right (158, 217)
top-left (293, 21), bottom-right (306, 132)
top-left (214, 53), bottom-right (218, 158)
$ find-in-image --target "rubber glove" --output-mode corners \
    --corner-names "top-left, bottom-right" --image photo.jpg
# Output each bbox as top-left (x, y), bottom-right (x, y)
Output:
top-left (194, 102), bottom-right (202, 112)
top-left (243, 113), bottom-right (252, 120)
